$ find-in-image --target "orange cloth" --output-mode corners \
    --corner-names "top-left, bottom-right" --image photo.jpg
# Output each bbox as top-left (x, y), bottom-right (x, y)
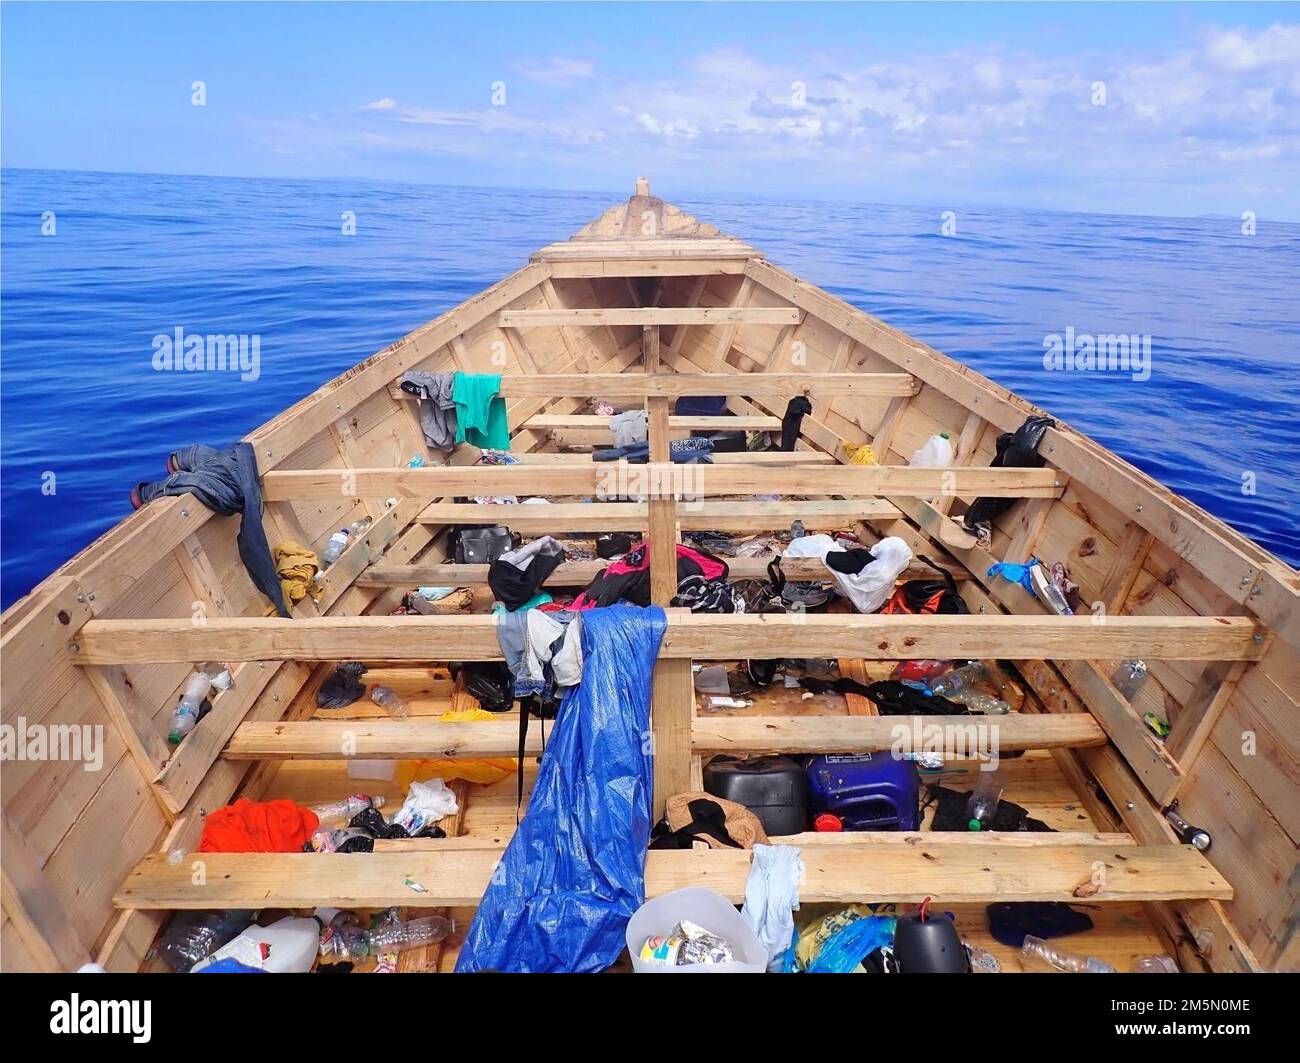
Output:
top-left (198, 798), bottom-right (319, 853)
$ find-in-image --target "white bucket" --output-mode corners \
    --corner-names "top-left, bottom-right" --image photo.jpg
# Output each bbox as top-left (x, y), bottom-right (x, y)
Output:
top-left (626, 887), bottom-right (768, 973)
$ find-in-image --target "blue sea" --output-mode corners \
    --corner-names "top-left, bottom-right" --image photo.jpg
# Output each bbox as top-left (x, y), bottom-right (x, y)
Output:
top-left (2, 168), bottom-right (1297, 608)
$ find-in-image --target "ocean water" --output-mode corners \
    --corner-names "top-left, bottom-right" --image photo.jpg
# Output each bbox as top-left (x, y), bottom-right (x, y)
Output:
top-left (2, 168), bottom-right (1297, 608)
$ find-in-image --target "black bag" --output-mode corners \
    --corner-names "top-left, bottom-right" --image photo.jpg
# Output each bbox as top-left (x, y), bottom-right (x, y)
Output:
top-left (460, 662), bottom-right (514, 713)
top-left (451, 525), bottom-right (515, 564)
top-left (882, 556), bottom-right (970, 615)
top-left (963, 416), bottom-right (1056, 531)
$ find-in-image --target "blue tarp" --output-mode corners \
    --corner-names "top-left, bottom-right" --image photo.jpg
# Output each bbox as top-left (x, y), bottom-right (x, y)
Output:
top-left (455, 604), bottom-right (666, 973)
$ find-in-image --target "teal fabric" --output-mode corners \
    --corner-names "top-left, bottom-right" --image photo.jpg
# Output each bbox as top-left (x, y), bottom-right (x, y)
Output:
top-left (491, 592), bottom-right (553, 615)
top-left (452, 373), bottom-right (510, 450)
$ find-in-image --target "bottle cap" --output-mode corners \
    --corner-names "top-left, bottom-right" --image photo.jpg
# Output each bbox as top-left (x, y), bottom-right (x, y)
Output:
top-left (814, 813), bottom-right (843, 832)
top-left (940, 432), bottom-right (950, 439)
top-left (967, 818), bottom-right (983, 831)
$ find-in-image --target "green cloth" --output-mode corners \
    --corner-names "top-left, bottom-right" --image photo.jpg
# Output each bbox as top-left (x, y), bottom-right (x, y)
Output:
top-left (452, 373), bottom-right (510, 450)
top-left (491, 592), bottom-right (553, 616)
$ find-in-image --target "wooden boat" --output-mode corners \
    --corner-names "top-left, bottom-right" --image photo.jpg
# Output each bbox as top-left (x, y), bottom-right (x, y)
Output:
top-left (3, 179), bottom-right (1295, 974)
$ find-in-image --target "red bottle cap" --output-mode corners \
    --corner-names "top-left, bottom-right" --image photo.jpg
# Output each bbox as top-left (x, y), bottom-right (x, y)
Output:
top-left (814, 813), bottom-right (843, 832)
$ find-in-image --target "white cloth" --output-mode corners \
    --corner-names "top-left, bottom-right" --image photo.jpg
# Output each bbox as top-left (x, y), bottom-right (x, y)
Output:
top-left (741, 844), bottom-right (804, 971)
top-left (780, 534), bottom-right (913, 613)
top-left (609, 409), bottom-right (648, 448)
top-left (498, 535), bottom-right (564, 573)
top-left (394, 778), bottom-right (459, 834)
top-left (525, 610), bottom-right (583, 689)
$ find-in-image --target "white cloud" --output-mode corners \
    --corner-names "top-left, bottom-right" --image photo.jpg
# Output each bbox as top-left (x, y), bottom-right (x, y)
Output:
top-left (511, 56), bottom-right (596, 85)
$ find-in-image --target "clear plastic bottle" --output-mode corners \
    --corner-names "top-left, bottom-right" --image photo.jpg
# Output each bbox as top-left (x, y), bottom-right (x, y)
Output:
top-left (965, 769), bottom-right (1004, 831)
top-left (321, 529), bottom-right (350, 566)
top-left (370, 685), bottom-right (411, 719)
top-left (168, 671), bottom-right (212, 744)
top-left (1132, 955), bottom-right (1179, 974)
top-left (1021, 934), bottom-right (1116, 973)
top-left (928, 663), bottom-right (1011, 714)
top-left (909, 432), bottom-right (954, 468)
top-left (348, 516), bottom-right (373, 538)
top-left (1111, 659), bottom-right (1148, 700)
top-left (366, 915), bottom-right (453, 954)
top-left (159, 909), bottom-right (255, 972)
top-left (310, 794), bottom-right (386, 822)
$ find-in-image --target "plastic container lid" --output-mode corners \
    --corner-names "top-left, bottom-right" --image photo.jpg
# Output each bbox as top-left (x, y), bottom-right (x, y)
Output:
top-left (814, 813), bottom-right (843, 832)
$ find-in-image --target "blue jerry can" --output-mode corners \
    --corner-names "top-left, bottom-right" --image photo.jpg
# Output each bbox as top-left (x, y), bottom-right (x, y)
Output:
top-left (806, 753), bottom-right (920, 831)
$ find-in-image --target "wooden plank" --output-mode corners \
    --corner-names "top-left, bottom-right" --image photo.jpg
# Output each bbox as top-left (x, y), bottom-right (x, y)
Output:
top-left (225, 718), bottom-right (545, 760)
top-left (1099, 523), bottom-right (1157, 614)
top-left (389, 372), bottom-right (916, 400)
top-left (692, 713), bottom-right (1107, 754)
top-left (1166, 659), bottom-right (1250, 769)
top-left (1, 813), bottom-right (92, 972)
top-left (70, 613), bottom-right (1268, 666)
top-left (262, 464), bottom-right (1065, 502)
top-left (547, 259), bottom-right (749, 278)
top-left (1, 577), bottom-right (93, 717)
top-left (501, 307), bottom-right (801, 327)
top-left (524, 414), bottom-right (781, 432)
top-left (116, 843), bottom-right (1233, 909)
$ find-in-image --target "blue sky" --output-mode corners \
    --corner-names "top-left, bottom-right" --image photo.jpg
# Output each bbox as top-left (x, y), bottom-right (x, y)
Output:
top-left (3, 1), bottom-right (1298, 218)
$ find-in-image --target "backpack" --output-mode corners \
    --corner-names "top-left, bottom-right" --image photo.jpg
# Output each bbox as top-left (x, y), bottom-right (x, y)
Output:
top-left (451, 525), bottom-right (515, 564)
top-left (882, 556), bottom-right (969, 615)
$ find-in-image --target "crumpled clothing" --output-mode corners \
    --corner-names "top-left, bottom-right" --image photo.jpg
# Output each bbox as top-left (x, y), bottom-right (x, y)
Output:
top-left (397, 708), bottom-right (517, 787)
top-left (491, 592), bottom-right (552, 615)
top-left (741, 843), bottom-right (804, 972)
top-left (496, 608), bottom-right (583, 697)
top-left (489, 535), bottom-right (566, 610)
top-left (609, 409), bottom-right (648, 448)
top-left (393, 778), bottom-right (459, 835)
top-left (672, 573), bottom-right (738, 613)
top-left (988, 558), bottom-right (1040, 595)
top-left (453, 372), bottom-right (510, 451)
top-left (317, 662), bottom-right (368, 709)
top-left (844, 442), bottom-right (877, 465)
top-left (780, 396), bottom-right (813, 452)
top-left (199, 798), bottom-right (319, 853)
top-left (273, 541), bottom-right (320, 604)
top-left (785, 534), bottom-right (913, 613)
top-left (406, 587), bottom-right (474, 614)
top-left (592, 437), bottom-right (714, 464)
top-left (400, 370), bottom-right (458, 452)
top-left (135, 442), bottom-right (288, 617)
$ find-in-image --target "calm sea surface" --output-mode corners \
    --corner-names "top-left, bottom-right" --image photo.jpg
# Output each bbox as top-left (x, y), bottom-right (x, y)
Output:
top-left (2, 168), bottom-right (1297, 606)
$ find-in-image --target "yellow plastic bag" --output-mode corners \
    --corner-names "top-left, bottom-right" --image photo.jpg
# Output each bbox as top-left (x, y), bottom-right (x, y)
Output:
top-left (396, 708), bottom-right (516, 787)
top-left (843, 442), bottom-right (877, 465)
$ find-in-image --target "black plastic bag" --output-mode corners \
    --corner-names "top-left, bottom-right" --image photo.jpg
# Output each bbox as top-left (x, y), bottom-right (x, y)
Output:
top-left (963, 415), bottom-right (1056, 531)
top-left (317, 662), bottom-right (368, 709)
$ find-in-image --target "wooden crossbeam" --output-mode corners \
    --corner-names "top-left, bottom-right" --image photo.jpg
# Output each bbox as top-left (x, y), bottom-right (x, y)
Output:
top-left (526, 413), bottom-right (781, 435)
top-left (500, 307), bottom-right (800, 327)
top-left (468, 450), bottom-right (837, 465)
top-left (226, 713), bottom-right (1106, 760)
top-left (359, 555), bottom-right (962, 588)
top-left (390, 372), bottom-right (917, 400)
top-left (115, 843), bottom-right (1232, 909)
top-left (225, 718), bottom-right (544, 760)
top-left (410, 498), bottom-right (901, 532)
top-left (69, 613), bottom-right (1267, 665)
top-left (692, 713), bottom-right (1107, 754)
top-left (260, 464), bottom-right (1064, 501)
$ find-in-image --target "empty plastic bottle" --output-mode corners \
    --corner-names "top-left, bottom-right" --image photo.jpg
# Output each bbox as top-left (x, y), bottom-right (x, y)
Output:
top-left (928, 663), bottom-right (1011, 714)
top-left (366, 915), bottom-right (453, 954)
top-left (311, 794), bottom-right (386, 822)
top-left (965, 769), bottom-right (1004, 831)
top-left (909, 432), bottom-right (954, 468)
top-left (159, 909), bottom-right (255, 972)
top-left (1132, 955), bottom-right (1179, 974)
top-left (1021, 934), bottom-right (1116, 973)
top-left (168, 671), bottom-right (212, 744)
top-left (320, 529), bottom-right (350, 566)
top-left (370, 685), bottom-right (411, 719)
top-left (348, 516), bottom-right (373, 538)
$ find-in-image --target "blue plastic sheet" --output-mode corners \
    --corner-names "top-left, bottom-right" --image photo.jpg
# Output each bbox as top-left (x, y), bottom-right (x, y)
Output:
top-left (456, 604), bottom-right (666, 972)
top-left (808, 914), bottom-right (897, 973)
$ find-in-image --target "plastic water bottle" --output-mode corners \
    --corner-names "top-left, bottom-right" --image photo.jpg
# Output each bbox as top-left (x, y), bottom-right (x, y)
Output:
top-left (928, 663), bottom-right (1011, 714)
top-left (321, 529), bottom-right (350, 566)
top-left (964, 769), bottom-right (1004, 830)
top-left (1111, 659), bottom-right (1148, 699)
top-left (910, 433), bottom-right (954, 468)
top-left (310, 794), bottom-right (386, 822)
top-left (348, 516), bottom-right (373, 538)
top-left (168, 671), bottom-right (212, 745)
top-left (370, 685), bottom-right (411, 719)
top-left (1021, 935), bottom-right (1116, 974)
top-left (366, 915), bottom-right (453, 954)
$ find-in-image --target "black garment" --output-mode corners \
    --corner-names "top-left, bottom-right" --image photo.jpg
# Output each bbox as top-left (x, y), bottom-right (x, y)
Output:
top-left (488, 537), bottom-right (565, 610)
top-left (650, 798), bottom-right (742, 850)
top-left (963, 415), bottom-right (1056, 531)
top-left (798, 676), bottom-right (969, 715)
top-left (925, 783), bottom-right (1055, 832)
top-left (460, 662), bottom-right (515, 713)
top-left (780, 396), bottom-right (813, 451)
top-left (136, 442), bottom-right (289, 617)
top-left (671, 574), bottom-right (738, 613)
top-left (596, 533), bottom-right (633, 559)
top-left (985, 903), bottom-right (1094, 948)
top-left (824, 547), bottom-right (875, 576)
top-left (317, 662), bottom-right (368, 709)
